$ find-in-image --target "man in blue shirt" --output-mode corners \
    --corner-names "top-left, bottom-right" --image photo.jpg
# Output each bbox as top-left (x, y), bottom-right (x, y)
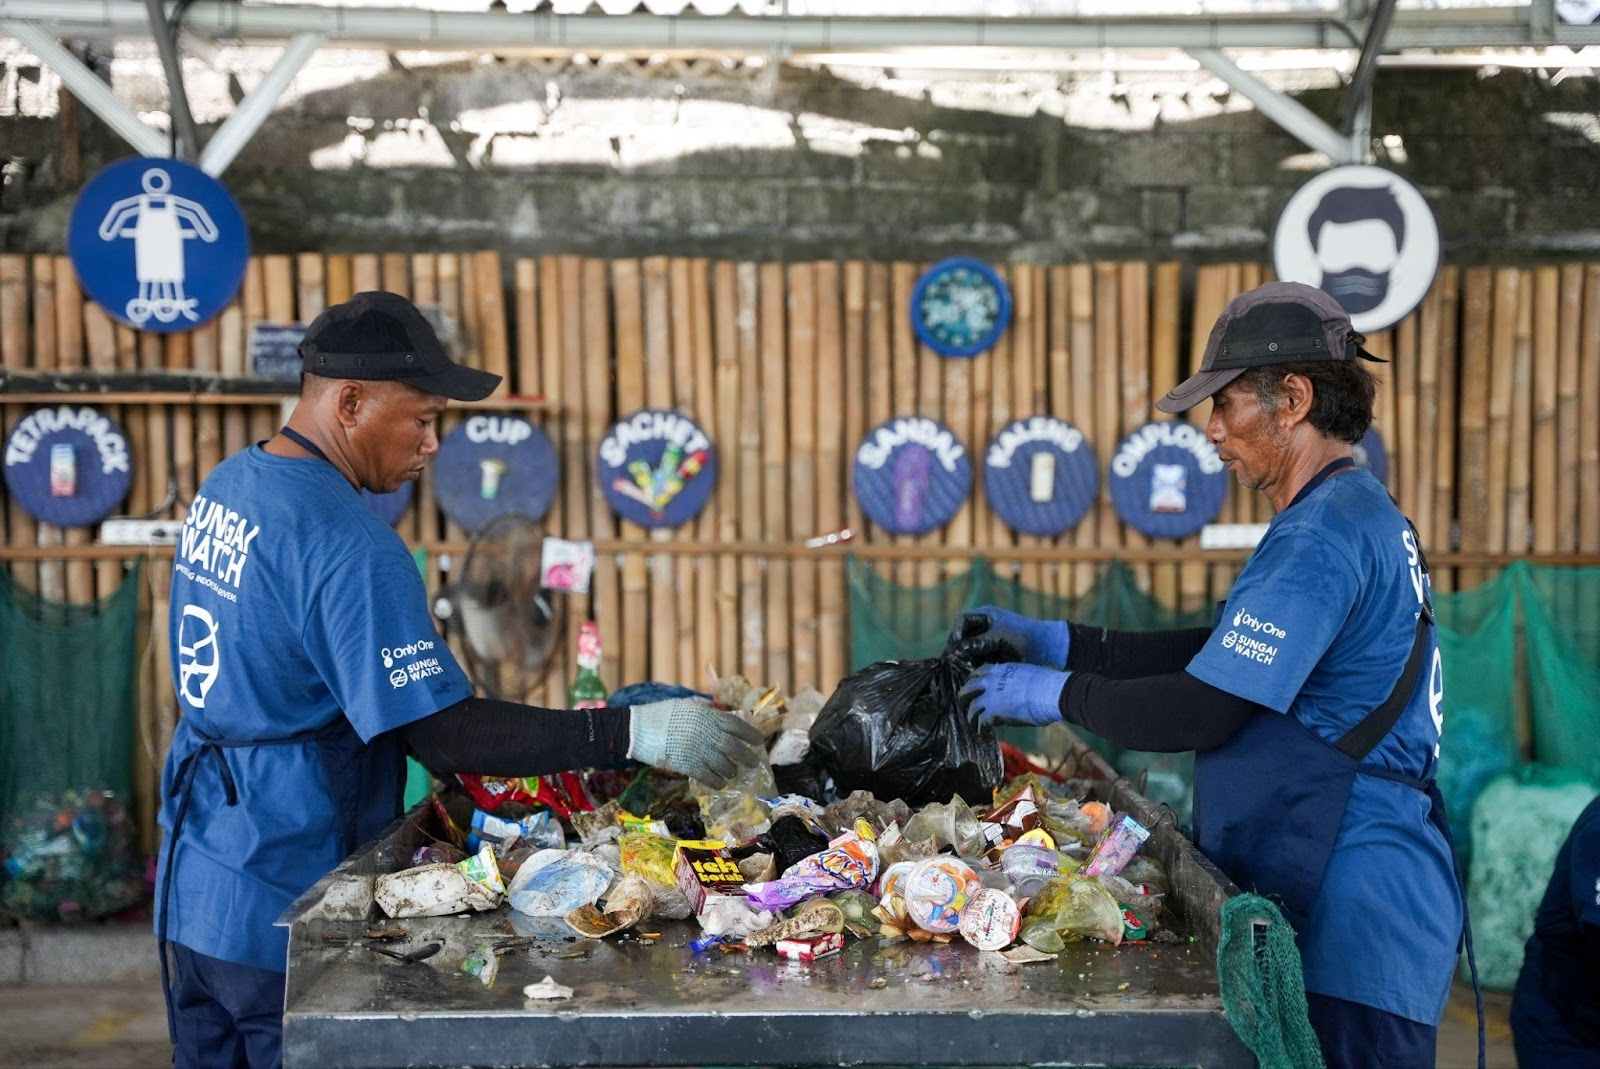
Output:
top-left (954, 282), bottom-right (1464, 1069)
top-left (157, 291), bottom-right (761, 1069)
top-left (1512, 794), bottom-right (1600, 1067)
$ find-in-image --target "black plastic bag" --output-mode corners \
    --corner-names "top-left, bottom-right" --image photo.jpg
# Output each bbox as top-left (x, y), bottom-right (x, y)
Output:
top-left (807, 650), bottom-right (1003, 807)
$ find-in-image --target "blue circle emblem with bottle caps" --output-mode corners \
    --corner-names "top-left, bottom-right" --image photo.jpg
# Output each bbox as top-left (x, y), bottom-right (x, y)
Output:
top-left (853, 416), bottom-right (971, 536)
top-left (1353, 425), bottom-right (1388, 485)
top-left (3, 405), bottom-right (134, 528)
top-left (598, 409), bottom-right (717, 530)
top-left (67, 156), bottom-right (250, 332)
top-left (434, 415), bottom-right (558, 534)
top-left (911, 257), bottom-right (1012, 358)
top-left (1108, 421), bottom-right (1229, 540)
top-left (983, 416), bottom-right (1098, 537)
top-left (360, 482), bottom-right (414, 528)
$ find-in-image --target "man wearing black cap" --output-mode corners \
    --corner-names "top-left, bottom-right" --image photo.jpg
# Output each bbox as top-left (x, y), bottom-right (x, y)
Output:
top-left (952, 282), bottom-right (1466, 1069)
top-left (154, 291), bottom-right (762, 1068)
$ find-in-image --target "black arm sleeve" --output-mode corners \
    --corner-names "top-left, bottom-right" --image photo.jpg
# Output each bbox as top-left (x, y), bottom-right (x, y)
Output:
top-left (1058, 670), bottom-right (1265, 752)
top-left (1573, 922), bottom-right (1600, 1046)
top-left (399, 696), bottom-right (632, 777)
top-left (1066, 623), bottom-right (1214, 678)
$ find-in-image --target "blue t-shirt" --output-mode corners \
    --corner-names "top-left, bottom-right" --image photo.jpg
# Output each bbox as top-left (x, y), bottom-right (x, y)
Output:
top-left (155, 446), bottom-right (472, 972)
top-left (1512, 795), bottom-right (1600, 1062)
top-left (1187, 468), bottom-right (1462, 1025)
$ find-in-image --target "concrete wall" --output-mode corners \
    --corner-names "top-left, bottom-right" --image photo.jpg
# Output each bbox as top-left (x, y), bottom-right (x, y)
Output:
top-left (3, 46), bottom-right (1599, 262)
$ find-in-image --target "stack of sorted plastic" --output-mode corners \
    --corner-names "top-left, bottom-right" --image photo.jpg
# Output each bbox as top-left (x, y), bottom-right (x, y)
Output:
top-left (0, 789), bottom-right (144, 922)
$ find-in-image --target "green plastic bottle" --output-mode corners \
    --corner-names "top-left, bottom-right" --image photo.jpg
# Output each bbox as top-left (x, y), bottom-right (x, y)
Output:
top-left (567, 620), bottom-right (608, 709)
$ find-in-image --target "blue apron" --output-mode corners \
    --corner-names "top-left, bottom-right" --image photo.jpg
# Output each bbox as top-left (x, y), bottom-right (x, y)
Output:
top-left (1192, 458), bottom-right (1483, 1065)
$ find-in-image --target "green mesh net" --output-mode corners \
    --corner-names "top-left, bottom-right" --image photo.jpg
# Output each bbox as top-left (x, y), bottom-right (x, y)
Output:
top-left (0, 564), bottom-right (141, 822)
top-left (1218, 893), bottom-right (1326, 1069)
top-left (1464, 764), bottom-right (1600, 990)
top-left (1518, 565), bottom-right (1600, 785)
top-left (0, 563), bottom-right (144, 920)
top-left (1433, 567), bottom-right (1521, 867)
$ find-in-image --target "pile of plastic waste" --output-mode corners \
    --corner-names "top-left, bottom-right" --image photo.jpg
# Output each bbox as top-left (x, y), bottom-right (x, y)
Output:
top-left (0, 789), bottom-right (145, 922)
top-left (373, 671), bottom-right (1168, 968)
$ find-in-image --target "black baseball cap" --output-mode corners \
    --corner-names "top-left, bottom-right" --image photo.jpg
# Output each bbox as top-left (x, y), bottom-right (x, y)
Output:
top-left (1156, 281), bottom-right (1383, 414)
top-left (299, 291), bottom-right (502, 402)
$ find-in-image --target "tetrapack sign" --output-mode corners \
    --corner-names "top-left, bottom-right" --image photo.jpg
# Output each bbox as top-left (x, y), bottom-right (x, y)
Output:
top-left (982, 416), bottom-right (1098, 536)
top-left (597, 409), bottom-right (717, 530)
top-left (1272, 164), bottom-right (1440, 334)
top-left (67, 156), bottom-right (249, 332)
top-left (1107, 421), bottom-right (1228, 540)
top-left (434, 415), bottom-right (559, 534)
top-left (853, 416), bottom-right (971, 536)
top-left (3, 405), bottom-right (134, 527)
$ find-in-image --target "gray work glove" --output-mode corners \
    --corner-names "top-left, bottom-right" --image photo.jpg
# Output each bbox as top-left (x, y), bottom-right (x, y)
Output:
top-left (626, 699), bottom-right (764, 789)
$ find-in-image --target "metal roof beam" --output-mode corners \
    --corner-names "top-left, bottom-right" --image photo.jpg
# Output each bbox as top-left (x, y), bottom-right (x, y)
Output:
top-left (3, 2), bottom-right (1599, 53)
top-left (144, 0), bottom-right (199, 159)
top-left (1189, 47), bottom-right (1359, 165)
top-left (1341, 0), bottom-right (1394, 141)
top-left (0, 19), bottom-right (169, 158)
top-left (199, 32), bottom-right (323, 178)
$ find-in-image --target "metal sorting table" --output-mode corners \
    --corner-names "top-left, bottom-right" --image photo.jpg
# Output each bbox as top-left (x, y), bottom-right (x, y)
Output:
top-left (280, 739), bottom-right (1253, 1068)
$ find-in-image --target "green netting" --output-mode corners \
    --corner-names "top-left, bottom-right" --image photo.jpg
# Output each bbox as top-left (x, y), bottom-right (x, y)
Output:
top-left (1464, 764), bottom-right (1600, 990)
top-left (1218, 893), bottom-right (1326, 1069)
top-left (0, 563), bottom-right (141, 825)
top-left (1517, 564), bottom-right (1600, 785)
top-left (1433, 567), bottom-right (1521, 867)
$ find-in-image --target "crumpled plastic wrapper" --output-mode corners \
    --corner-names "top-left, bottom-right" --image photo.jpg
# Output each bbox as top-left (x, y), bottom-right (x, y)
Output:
top-left (697, 895), bottom-right (774, 939)
top-left (746, 899), bottom-right (845, 947)
top-left (565, 875), bottom-right (654, 938)
top-left (506, 849), bottom-right (613, 917)
top-left (875, 822), bottom-right (938, 868)
top-left (375, 863), bottom-right (500, 918)
top-left (1094, 871), bottom-right (1164, 930)
top-left (1018, 875), bottom-right (1125, 952)
top-left (619, 832), bottom-right (679, 887)
top-left (572, 801), bottom-right (625, 847)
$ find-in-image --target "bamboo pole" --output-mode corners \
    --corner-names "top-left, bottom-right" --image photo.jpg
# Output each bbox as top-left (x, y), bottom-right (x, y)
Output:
top-left (1579, 266), bottom-right (1600, 553)
top-left (611, 259), bottom-right (650, 689)
top-left (1012, 265), bottom-right (1043, 595)
top-left (711, 262), bottom-right (743, 681)
top-left (1393, 307), bottom-right (1419, 520)
top-left (786, 262), bottom-right (820, 692)
top-left (865, 263), bottom-right (893, 601)
top-left (474, 251), bottom-right (510, 399)
top-left (917, 264), bottom-right (948, 592)
top-left (381, 252), bottom-right (410, 298)
top-left (1120, 262), bottom-right (1152, 596)
top-left (1457, 268), bottom-right (1494, 590)
top-left (1432, 267), bottom-right (1461, 593)
top-left (297, 253), bottom-right (326, 323)
top-left (1068, 264), bottom-right (1097, 597)
top-left (891, 263), bottom-right (925, 599)
top-left (642, 257), bottom-right (678, 685)
top-left (1555, 264), bottom-right (1583, 555)
top-left (1183, 266), bottom-right (1227, 609)
top-left (666, 258), bottom-right (699, 689)
top-left (1483, 270), bottom-right (1520, 570)
top-left (352, 254), bottom-right (381, 296)
top-left (31, 256), bottom-right (64, 603)
top-left (735, 262), bottom-right (766, 683)
top-left (1531, 267), bottom-right (1559, 555)
top-left (759, 262), bottom-right (791, 691)
top-left (0, 256), bottom-right (35, 594)
top-left (582, 258), bottom-right (621, 703)
top-left (814, 261), bottom-right (847, 694)
top-left (1149, 263), bottom-right (1182, 610)
top-left (1093, 263), bottom-right (1122, 596)
top-left (1413, 276), bottom-right (1442, 553)
top-left (57, 257), bottom-right (92, 604)
top-left (686, 259), bottom-right (719, 690)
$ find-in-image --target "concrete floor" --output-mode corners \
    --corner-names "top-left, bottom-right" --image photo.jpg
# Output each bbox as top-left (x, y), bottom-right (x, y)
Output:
top-left (0, 975), bottom-right (1516, 1069)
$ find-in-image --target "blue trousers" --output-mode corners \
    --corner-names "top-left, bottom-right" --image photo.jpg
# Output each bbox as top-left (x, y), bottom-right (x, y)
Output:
top-left (167, 943), bottom-right (285, 1069)
top-left (1306, 992), bottom-right (1438, 1069)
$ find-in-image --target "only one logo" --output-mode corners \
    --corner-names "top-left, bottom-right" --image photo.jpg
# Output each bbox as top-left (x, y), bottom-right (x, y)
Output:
top-left (1232, 609), bottom-right (1287, 639)
top-left (67, 156), bottom-right (250, 332)
top-left (176, 605), bottom-right (220, 708)
top-left (1272, 164), bottom-right (1440, 334)
top-left (382, 639), bottom-right (435, 668)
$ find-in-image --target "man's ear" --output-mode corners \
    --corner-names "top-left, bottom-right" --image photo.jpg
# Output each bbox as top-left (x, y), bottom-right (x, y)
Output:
top-left (334, 380), bottom-right (364, 429)
top-left (1278, 372), bottom-right (1315, 429)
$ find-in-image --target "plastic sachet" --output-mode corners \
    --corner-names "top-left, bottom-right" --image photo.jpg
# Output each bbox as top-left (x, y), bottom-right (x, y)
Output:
top-left (506, 849), bottom-right (613, 917)
top-left (1018, 875), bottom-right (1125, 952)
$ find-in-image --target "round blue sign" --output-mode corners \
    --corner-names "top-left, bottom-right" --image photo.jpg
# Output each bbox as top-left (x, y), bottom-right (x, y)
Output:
top-left (67, 157), bottom-right (249, 333)
top-left (3, 405), bottom-right (133, 528)
top-left (853, 416), bottom-right (971, 536)
top-left (598, 410), bottom-right (717, 530)
top-left (910, 257), bottom-right (1012, 358)
top-left (434, 415), bottom-right (559, 534)
top-left (360, 481), bottom-right (414, 528)
top-left (1107, 421), bottom-right (1229, 540)
top-left (1353, 425), bottom-right (1388, 485)
top-left (983, 416), bottom-right (1098, 537)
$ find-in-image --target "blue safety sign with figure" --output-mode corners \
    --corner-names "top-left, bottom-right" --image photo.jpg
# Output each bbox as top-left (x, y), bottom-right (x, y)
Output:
top-left (67, 156), bottom-right (249, 332)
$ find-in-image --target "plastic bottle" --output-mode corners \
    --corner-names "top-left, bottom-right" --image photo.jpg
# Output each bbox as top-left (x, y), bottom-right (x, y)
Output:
top-left (567, 620), bottom-right (608, 709)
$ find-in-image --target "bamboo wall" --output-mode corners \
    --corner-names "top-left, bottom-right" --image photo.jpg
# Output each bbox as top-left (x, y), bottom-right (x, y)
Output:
top-left (4, 253), bottom-right (1600, 843)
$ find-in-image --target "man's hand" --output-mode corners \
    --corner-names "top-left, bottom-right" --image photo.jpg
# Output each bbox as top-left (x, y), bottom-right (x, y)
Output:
top-left (958, 663), bottom-right (1070, 727)
top-left (626, 699), bottom-right (764, 788)
top-left (949, 605), bottom-right (1070, 668)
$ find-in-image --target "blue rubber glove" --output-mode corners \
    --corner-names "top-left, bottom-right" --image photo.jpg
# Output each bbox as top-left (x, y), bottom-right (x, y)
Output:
top-left (950, 605), bottom-right (1071, 668)
top-left (958, 663), bottom-right (1070, 727)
